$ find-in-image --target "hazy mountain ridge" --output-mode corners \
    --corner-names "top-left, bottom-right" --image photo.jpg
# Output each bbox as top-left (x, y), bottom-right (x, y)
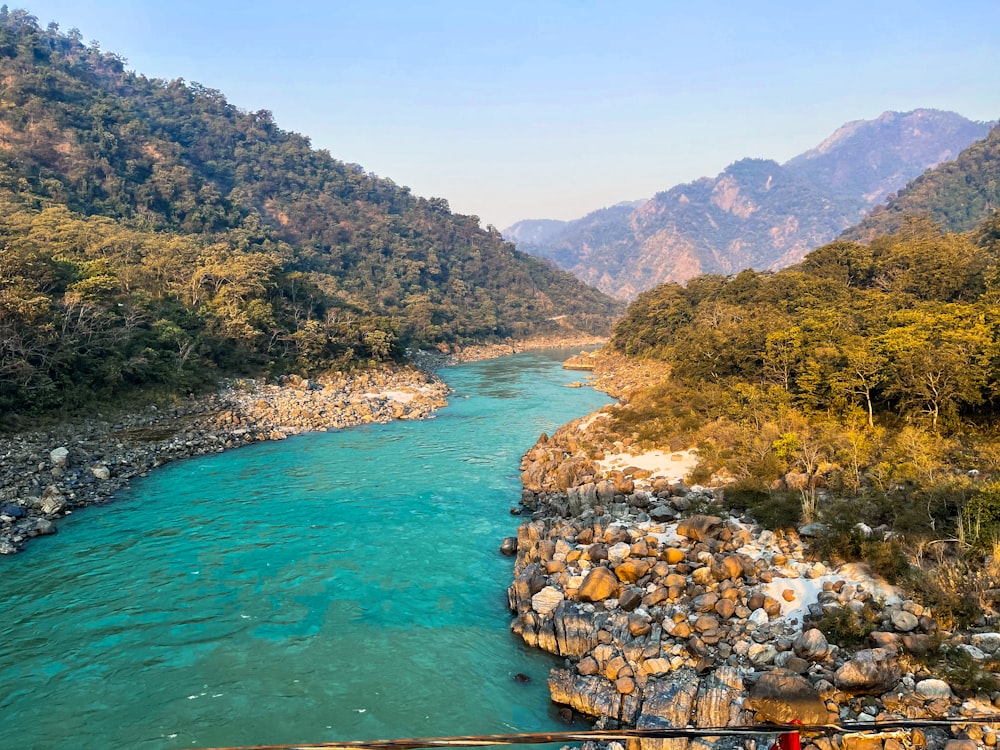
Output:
top-left (842, 122), bottom-right (1000, 242)
top-left (505, 110), bottom-right (991, 299)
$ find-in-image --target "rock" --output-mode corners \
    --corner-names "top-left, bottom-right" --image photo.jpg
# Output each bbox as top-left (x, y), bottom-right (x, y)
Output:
top-left (676, 515), bottom-right (722, 541)
top-left (889, 609), bottom-right (919, 632)
top-left (615, 559), bottom-right (650, 583)
top-left (39, 486), bottom-right (65, 515)
top-left (50, 446), bottom-right (70, 467)
top-left (500, 536), bottom-right (518, 556)
top-left (578, 656), bottom-right (600, 675)
top-left (619, 587), bottom-right (643, 612)
top-left (956, 643), bottom-right (988, 661)
top-left (794, 628), bottom-right (831, 661)
top-left (694, 665), bottom-right (746, 736)
top-left (616, 676), bottom-right (636, 695)
top-left (531, 586), bottom-right (564, 616)
top-left (749, 643), bottom-right (778, 667)
top-left (548, 669), bottom-right (641, 724)
top-left (632, 676), bottom-right (699, 750)
top-left (33, 519), bottom-right (57, 536)
top-left (970, 632), bottom-right (1000, 654)
top-left (712, 554), bottom-right (745, 581)
top-left (552, 601), bottom-right (602, 657)
top-left (900, 634), bottom-right (931, 655)
top-left (0, 540), bottom-right (18, 555)
top-left (915, 679), bottom-right (953, 700)
top-left (1, 503), bottom-right (26, 518)
top-left (577, 566), bottom-right (620, 602)
top-left (509, 563), bottom-right (546, 611)
top-left (748, 608), bottom-right (769, 627)
top-left (663, 547), bottom-right (686, 564)
top-left (608, 541), bottom-right (632, 563)
top-left (834, 648), bottom-right (902, 694)
top-left (746, 669), bottom-right (832, 725)
top-left (642, 658), bottom-right (672, 676)
top-left (90, 464), bottom-right (111, 480)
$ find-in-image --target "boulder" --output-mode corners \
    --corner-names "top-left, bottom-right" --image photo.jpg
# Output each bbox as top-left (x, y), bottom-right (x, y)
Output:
top-left (889, 609), bottom-right (919, 632)
top-left (90, 465), bottom-right (111, 481)
top-left (500, 536), bottom-right (518, 556)
top-left (39, 487), bottom-right (66, 515)
top-left (676, 515), bottom-right (722, 541)
top-left (549, 669), bottom-right (641, 724)
top-left (915, 678), bottom-right (953, 700)
top-left (50, 446), bottom-right (70, 467)
top-left (577, 566), bottom-right (620, 602)
top-left (834, 648), bottom-right (902, 694)
top-left (746, 668), bottom-right (832, 725)
top-left (531, 586), bottom-right (564, 616)
top-left (615, 559), bottom-right (650, 584)
top-left (793, 628), bottom-right (831, 661)
top-left (711, 554), bottom-right (745, 581)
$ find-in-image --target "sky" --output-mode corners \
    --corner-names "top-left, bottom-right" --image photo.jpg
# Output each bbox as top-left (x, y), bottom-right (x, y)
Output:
top-left (16, 0), bottom-right (1000, 229)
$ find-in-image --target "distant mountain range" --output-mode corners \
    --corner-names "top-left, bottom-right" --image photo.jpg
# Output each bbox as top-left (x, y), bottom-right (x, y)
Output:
top-left (504, 110), bottom-right (992, 299)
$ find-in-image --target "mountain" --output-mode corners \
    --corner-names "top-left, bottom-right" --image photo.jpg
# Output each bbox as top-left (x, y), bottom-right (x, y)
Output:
top-left (842, 123), bottom-right (1000, 241)
top-left (505, 110), bottom-right (991, 299)
top-left (0, 11), bottom-right (619, 414)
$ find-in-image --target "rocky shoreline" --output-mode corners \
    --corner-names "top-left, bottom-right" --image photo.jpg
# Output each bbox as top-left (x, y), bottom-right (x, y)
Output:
top-left (505, 381), bottom-right (1000, 749)
top-left (0, 366), bottom-right (448, 555)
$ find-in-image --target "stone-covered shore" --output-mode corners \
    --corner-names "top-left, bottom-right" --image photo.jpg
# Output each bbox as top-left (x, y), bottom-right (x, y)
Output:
top-left (0, 366), bottom-right (448, 555)
top-left (505, 364), bottom-right (1000, 750)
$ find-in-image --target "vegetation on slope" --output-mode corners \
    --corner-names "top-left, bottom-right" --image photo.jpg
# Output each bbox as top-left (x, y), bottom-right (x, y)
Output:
top-left (844, 123), bottom-right (1000, 241)
top-left (603, 213), bottom-right (1000, 623)
top-left (0, 9), bottom-right (619, 416)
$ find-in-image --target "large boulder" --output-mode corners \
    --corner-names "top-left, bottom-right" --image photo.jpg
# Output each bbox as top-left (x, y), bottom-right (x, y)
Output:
top-left (834, 648), bottom-right (902, 694)
top-left (50, 446), bottom-right (70, 468)
top-left (39, 486), bottom-right (66, 515)
top-left (577, 566), bottom-right (620, 602)
top-left (676, 515), bottom-right (722, 541)
top-left (793, 628), bottom-right (831, 661)
top-left (745, 669), bottom-right (832, 725)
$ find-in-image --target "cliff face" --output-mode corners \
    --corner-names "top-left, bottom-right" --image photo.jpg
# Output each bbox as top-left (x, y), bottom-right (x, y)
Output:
top-left (506, 110), bottom-right (992, 299)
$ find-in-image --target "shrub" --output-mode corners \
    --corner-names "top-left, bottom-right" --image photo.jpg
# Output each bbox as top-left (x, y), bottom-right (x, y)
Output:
top-left (962, 481), bottom-right (1000, 549)
top-left (810, 605), bottom-right (881, 649)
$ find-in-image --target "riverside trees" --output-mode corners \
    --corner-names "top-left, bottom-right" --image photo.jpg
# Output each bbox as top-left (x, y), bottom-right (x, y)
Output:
top-left (607, 214), bottom-right (1000, 549)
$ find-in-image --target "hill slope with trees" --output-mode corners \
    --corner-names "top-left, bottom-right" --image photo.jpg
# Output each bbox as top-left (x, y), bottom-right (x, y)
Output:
top-left (843, 123), bottom-right (1000, 241)
top-left (0, 9), bottom-right (619, 415)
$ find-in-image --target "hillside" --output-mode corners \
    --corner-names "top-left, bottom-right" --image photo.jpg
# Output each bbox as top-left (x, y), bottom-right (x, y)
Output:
top-left (842, 123), bottom-right (1000, 241)
top-left (505, 110), bottom-right (990, 299)
top-left (0, 11), bottom-right (620, 414)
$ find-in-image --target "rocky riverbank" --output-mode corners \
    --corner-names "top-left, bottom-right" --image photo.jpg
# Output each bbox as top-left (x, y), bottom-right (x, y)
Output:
top-left (506, 385), bottom-right (1000, 749)
top-left (0, 366), bottom-right (448, 555)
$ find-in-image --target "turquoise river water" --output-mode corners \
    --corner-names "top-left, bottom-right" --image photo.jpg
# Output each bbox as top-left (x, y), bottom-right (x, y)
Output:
top-left (0, 350), bottom-right (614, 749)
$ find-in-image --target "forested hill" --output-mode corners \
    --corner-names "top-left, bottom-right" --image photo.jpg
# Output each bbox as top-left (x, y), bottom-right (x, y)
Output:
top-left (0, 10), bottom-right (619, 414)
top-left (842, 123), bottom-right (1000, 242)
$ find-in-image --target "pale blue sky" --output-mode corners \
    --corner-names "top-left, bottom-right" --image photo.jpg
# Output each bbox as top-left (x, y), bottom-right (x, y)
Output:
top-left (17, 1), bottom-right (1000, 228)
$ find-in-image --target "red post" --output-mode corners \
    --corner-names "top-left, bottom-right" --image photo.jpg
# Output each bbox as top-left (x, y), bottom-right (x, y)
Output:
top-left (772, 719), bottom-right (802, 750)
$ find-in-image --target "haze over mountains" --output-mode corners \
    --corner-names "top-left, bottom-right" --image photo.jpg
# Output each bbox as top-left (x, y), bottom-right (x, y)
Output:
top-left (504, 110), bottom-right (992, 299)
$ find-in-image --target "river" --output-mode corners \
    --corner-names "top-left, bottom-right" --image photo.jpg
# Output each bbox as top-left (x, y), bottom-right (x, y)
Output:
top-left (0, 350), bottom-right (613, 749)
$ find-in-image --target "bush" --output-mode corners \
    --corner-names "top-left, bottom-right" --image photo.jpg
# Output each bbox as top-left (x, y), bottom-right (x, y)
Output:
top-left (810, 605), bottom-right (881, 648)
top-left (963, 482), bottom-right (1000, 549)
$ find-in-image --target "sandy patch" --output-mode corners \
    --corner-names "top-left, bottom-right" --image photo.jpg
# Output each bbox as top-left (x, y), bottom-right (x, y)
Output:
top-left (596, 448), bottom-right (699, 483)
top-left (762, 565), bottom-right (904, 631)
